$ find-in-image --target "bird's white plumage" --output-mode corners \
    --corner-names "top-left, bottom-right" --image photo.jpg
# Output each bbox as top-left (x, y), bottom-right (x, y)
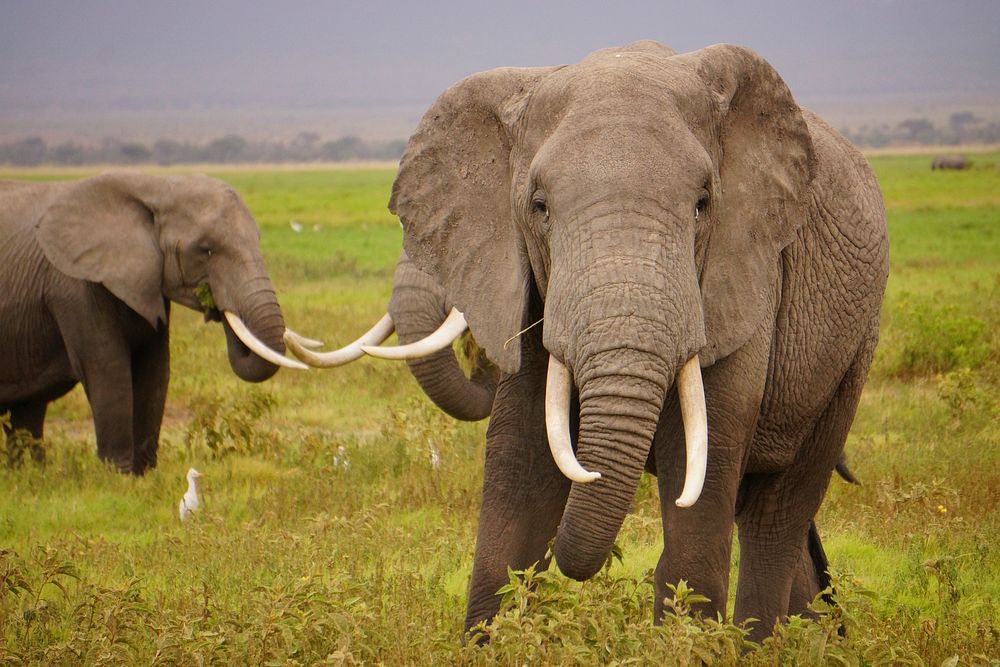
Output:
top-left (179, 468), bottom-right (203, 521)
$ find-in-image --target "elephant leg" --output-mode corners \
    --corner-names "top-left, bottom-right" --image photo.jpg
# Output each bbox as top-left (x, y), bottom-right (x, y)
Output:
top-left (734, 344), bottom-right (873, 642)
top-left (82, 359), bottom-right (135, 473)
top-left (788, 522), bottom-right (833, 617)
top-left (9, 399), bottom-right (47, 439)
top-left (653, 318), bottom-right (771, 622)
top-left (464, 348), bottom-right (571, 635)
top-left (52, 283), bottom-right (137, 473)
top-left (7, 399), bottom-right (49, 462)
top-left (130, 324), bottom-right (170, 474)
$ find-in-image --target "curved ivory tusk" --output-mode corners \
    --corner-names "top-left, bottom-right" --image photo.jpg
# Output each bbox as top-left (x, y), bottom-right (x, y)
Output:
top-left (283, 313), bottom-right (394, 368)
top-left (283, 328), bottom-right (324, 349)
top-left (674, 355), bottom-right (708, 508)
top-left (361, 307), bottom-right (467, 360)
top-left (223, 311), bottom-right (308, 370)
top-left (545, 355), bottom-right (601, 483)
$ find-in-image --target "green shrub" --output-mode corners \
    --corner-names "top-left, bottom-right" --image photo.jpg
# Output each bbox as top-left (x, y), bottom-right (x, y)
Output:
top-left (886, 295), bottom-right (991, 377)
top-left (184, 388), bottom-right (278, 460)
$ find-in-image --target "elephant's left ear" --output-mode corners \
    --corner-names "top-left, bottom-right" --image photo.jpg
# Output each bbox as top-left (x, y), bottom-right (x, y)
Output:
top-left (35, 173), bottom-right (167, 327)
top-left (676, 45), bottom-right (815, 365)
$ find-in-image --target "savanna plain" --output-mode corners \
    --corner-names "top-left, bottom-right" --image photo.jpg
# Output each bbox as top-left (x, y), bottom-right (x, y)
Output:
top-left (1, 153), bottom-right (998, 665)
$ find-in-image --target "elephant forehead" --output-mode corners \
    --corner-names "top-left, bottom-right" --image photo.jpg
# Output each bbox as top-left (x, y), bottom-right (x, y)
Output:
top-left (521, 59), bottom-right (718, 161)
top-left (532, 51), bottom-right (712, 116)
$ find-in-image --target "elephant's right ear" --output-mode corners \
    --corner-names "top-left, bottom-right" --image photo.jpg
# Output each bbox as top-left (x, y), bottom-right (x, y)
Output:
top-left (35, 173), bottom-right (167, 327)
top-left (390, 66), bottom-right (559, 374)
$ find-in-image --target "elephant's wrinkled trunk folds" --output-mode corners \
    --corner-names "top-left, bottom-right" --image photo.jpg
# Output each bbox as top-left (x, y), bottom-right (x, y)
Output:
top-left (552, 347), bottom-right (672, 580)
top-left (546, 354), bottom-right (707, 505)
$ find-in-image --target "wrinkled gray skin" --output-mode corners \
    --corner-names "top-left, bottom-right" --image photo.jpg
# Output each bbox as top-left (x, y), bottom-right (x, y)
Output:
top-left (391, 42), bottom-right (889, 641)
top-left (0, 173), bottom-right (287, 474)
top-left (389, 251), bottom-right (498, 421)
top-left (931, 155), bottom-right (969, 170)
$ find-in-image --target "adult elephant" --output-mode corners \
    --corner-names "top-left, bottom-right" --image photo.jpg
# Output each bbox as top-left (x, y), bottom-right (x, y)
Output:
top-left (285, 250), bottom-right (498, 421)
top-left (366, 42), bottom-right (889, 641)
top-left (0, 173), bottom-right (305, 474)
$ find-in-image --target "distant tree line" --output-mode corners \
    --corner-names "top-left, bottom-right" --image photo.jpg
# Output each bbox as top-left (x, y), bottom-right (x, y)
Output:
top-left (2, 111), bottom-right (998, 166)
top-left (840, 112), bottom-right (1000, 149)
top-left (0, 132), bottom-right (406, 166)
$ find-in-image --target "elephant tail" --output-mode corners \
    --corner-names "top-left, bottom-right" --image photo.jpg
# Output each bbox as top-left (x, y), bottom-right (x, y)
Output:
top-left (834, 452), bottom-right (860, 485)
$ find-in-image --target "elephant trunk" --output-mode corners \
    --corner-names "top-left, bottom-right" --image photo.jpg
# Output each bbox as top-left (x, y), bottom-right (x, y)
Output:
top-left (552, 349), bottom-right (671, 579)
top-left (390, 252), bottom-right (498, 421)
top-left (222, 273), bottom-right (288, 383)
top-left (544, 208), bottom-right (705, 580)
top-left (403, 347), bottom-right (497, 421)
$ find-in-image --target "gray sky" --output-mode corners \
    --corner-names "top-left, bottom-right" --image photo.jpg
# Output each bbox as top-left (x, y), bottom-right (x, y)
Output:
top-left (2, 0), bottom-right (998, 140)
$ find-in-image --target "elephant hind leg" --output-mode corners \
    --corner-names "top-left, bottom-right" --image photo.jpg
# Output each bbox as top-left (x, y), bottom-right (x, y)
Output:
top-left (735, 341), bottom-right (876, 642)
top-left (788, 521), bottom-right (833, 617)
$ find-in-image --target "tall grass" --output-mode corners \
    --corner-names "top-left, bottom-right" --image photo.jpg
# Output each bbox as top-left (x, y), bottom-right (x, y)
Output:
top-left (1, 154), bottom-right (998, 664)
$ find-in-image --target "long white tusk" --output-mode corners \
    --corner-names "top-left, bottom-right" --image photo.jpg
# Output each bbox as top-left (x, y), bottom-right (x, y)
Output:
top-left (283, 328), bottom-right (324, 349)
top-left (283, 314), bottom-right (394, 367)
top-left (545, 355), bottom-right (601, 483)
top-left (361, 307), bottom-right (467, 360)
top-left (674, 355), bottom-right (708, 508)
top-left (223, 311), bottom-right (308, 370)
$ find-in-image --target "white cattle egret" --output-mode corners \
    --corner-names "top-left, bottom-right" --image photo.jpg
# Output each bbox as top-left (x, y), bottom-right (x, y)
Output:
top-left (178, 468), bottom-right (204, 521)
top-left (289, 219), bottom-right (303, 233)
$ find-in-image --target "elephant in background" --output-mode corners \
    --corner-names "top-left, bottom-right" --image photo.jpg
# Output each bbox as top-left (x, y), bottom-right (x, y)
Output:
top-left (387, 251), bottom-right (498, 421)
top-left (0, 173), bottom-right (304, 474)
top-left (285, 250), bottom-right (498, 422)
top-left (379, 41), bottom-right (888, 641)
top-left (931, 155), bottom-right (969, 170)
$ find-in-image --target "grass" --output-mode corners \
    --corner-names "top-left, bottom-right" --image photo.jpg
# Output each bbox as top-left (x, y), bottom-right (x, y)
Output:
top-left (1, 154), bottom-right (999, 664)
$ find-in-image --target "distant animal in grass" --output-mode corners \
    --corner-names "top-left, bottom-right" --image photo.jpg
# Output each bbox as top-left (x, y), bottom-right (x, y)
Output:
top-left (931, 155), bottom-right (969, 170)
top-left (179, 468), bottom-right (204, 521)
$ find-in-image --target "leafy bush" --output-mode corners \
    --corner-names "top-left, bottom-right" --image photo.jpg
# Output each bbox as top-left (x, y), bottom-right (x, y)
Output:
top-left (184, 389), bottom-right (278, 460)
top-left (0, 412), bottom-right (45, 469)
top-left (885, 295), bottom-right (991, 378)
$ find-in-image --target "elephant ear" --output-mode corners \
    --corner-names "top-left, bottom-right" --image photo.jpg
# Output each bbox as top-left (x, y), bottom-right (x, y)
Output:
top-left (35, 173), bottom-right (167, 327)
top-left (677, 44), bottom-right (815, 366)
top-left (390, 66), bottom-right (559, 374)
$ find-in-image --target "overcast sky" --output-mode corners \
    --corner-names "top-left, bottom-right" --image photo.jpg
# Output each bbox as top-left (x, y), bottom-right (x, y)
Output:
top-left (2, 0), bottom-right (998, 139)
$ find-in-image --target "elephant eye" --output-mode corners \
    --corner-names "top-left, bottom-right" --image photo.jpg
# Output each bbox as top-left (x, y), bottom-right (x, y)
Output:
top-left (695, 194), bottom-right (710, 220)
top-left (531, 196), bottom-right (549, 219)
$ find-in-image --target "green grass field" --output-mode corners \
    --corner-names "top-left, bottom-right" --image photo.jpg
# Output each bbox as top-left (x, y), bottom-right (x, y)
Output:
top-left (1, 154), bottom-right (998, 664)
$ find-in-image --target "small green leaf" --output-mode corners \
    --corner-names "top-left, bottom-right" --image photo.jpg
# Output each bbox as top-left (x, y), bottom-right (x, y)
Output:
top-left (195, 283), bottom-right (217, 313)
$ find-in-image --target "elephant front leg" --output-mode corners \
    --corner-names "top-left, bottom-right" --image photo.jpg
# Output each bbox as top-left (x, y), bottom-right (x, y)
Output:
top-left (130, 324), bottom-right (170, 474)
top-left (464, 361), bottom-right (571, 637)
top-left (80, 356), bottom-right (136, 474)
top-left (654, 318), bottom-right (771, 622)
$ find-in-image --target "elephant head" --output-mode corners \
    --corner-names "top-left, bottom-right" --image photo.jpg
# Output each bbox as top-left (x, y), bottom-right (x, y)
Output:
top-left (386, 42), bottom-right (815, 578)
top-left (35, 172), bottom-right (303, 381)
